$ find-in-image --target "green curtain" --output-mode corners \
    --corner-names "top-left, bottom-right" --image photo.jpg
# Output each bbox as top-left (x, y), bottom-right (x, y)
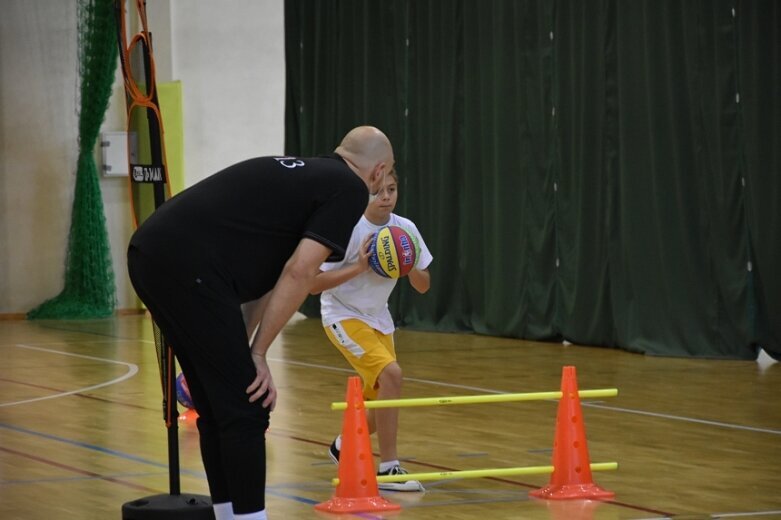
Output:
top-left (28, 0), bottom-right (118, 319)
top-left (284, 0), bottom-right (779, 360)
top-left (739, 0), bottom-right (781, 360)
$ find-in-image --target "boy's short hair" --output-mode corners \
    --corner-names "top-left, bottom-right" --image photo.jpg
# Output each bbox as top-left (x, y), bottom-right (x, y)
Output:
top-left (387, 167), bottom-right (399, 183)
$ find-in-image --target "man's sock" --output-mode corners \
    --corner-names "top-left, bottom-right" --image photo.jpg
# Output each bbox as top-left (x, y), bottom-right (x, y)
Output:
top-left (213, 502), bottom-right (234, 520)
top-left (234, 510), bottom-right (267, 520)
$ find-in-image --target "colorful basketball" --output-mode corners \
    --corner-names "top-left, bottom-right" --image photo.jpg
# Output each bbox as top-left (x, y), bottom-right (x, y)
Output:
top-left (368, 225), bottom-right (418, 278)
top-left (175, 372), bottom-right (195, 409)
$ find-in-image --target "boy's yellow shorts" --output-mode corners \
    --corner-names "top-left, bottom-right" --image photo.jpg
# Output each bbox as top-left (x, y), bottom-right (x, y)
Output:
top-left (324, 319), bottom-right (396, 400)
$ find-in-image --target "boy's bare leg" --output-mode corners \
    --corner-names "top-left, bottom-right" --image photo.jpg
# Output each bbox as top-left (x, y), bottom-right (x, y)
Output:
top-left (374, 361), bottom-right (403, 462)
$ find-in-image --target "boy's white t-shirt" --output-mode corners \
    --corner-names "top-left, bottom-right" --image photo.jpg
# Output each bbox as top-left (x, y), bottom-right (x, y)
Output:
top-left (319, 214), bottom-right (433, 334)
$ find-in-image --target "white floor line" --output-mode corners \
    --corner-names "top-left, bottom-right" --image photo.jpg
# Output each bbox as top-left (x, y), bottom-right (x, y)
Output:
top-left (714, 511), bottom-right (781, 518)
top-left (0, 344), bottom-right (139, 408)
top-left (636, 512), bottom-right (781, 519)
top-left (582, 402), bottom-right (781, 435)
top-left (271, 357), bottom-right (781, 436)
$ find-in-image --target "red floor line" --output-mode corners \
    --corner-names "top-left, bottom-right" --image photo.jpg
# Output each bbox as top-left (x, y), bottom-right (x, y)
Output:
top-left (279, 432), bottom-right (675, 517)
top-left (0, 446), bottom-right (160, 494)
top-left (0, 377), bottom-right (159, 412)
top-left (2, 380), bottom-right (676, 516)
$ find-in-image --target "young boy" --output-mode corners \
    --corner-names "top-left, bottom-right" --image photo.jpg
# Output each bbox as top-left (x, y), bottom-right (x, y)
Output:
top-left (310, 169), bottom-right (433, 492)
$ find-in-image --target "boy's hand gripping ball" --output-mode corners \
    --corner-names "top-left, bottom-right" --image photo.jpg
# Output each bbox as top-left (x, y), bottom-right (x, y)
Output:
top-left (368, 225), bottom-right (419, 278)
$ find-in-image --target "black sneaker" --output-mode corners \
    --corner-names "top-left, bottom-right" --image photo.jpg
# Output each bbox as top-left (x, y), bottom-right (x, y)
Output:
top-left (377, 465), bottom-right (425, 492)
top-left (328, 439), bottom-right (340, 464)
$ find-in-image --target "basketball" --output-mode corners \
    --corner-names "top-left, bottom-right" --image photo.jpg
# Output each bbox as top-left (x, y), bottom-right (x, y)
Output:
top-left (368, 225), bottom-right (418, 278)
top-left (175, 372), bottom-right (195, 409)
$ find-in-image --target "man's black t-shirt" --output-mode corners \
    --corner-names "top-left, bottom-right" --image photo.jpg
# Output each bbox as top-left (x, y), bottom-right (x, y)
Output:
top-left (129, 154), bottom-right (368, 302)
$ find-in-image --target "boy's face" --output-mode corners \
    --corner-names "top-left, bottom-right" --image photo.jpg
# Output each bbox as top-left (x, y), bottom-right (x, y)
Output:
top-left (365, 175), bottom-right (398, 223)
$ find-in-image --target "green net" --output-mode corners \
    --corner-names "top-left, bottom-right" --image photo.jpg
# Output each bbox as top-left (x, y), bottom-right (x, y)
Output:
top-left (28, 0), bottom-right (118, 319)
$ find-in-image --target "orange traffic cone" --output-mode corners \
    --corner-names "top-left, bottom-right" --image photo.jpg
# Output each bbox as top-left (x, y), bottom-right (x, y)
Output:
top-left (529, 366), bottom-right (615, 500)
top-left (532, 498), bottom-right (604, 520)
top-left (315, 377), bottom-right (401, 514)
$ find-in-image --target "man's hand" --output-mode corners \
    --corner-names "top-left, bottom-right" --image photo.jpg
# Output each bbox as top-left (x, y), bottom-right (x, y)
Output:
top-left (246, 351), bottom-right (277, 409)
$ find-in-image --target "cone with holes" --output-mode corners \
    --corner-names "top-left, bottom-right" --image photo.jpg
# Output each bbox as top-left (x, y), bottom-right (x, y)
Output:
top-left (530, 366), bottom-right (615, 500)
top-left (315, 376), bottom-right (401, 514)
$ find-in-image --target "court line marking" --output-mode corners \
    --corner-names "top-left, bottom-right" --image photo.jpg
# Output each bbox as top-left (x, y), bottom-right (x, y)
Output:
top-left (713, 512), bottom-right (781, 518)
top-left (0, 422), bottom-right (374, 514)
top-left (0, 420), bottom-right (593, 518)
top-left (5, 330), bottom-right (776, 516)
top-left (0, 344), bottom-right (139, 408)
top-left (271, 358), bottom-right (781, 436)
top-left (11, 336), bottom-right (777, 435)
top-left (32, 332), bottom-right (777, 436)
top-left (0, 445), bottom-right (160, 494)
top-left (1, 471), bottom-right (169, 486)
top-left (581, 402), bottom-right (781, 436)
top-left (636, 512), bottom-right (781, 519)
top-left (0, 422), bottom-right (185, 472)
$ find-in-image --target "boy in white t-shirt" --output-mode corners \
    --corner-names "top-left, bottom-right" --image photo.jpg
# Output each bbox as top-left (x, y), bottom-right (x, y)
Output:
top-left (310, 169), bottom-right (433, 492)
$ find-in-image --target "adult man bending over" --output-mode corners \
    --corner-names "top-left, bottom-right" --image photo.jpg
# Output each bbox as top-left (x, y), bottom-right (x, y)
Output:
top-left (128, 126), bottom-right (394, 520)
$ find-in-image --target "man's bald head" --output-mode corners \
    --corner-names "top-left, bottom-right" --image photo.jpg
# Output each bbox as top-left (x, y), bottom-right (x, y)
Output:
top-left (335, 126), bottom-right (394, 171)
top-left (335, 126), bottom-right (394, 195)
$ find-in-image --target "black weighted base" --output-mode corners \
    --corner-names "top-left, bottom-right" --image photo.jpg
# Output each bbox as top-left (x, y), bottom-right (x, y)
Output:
top-left (122, 494), bottom-right (215, 520)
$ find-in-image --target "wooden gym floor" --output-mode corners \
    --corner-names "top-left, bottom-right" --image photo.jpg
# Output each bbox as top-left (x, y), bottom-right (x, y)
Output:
top-left (1, 313), bottom-right (779, 519)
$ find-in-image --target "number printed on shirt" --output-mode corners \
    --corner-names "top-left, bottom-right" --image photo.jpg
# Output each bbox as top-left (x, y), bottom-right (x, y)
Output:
top-left (274, 157), bottom-right (306, 169)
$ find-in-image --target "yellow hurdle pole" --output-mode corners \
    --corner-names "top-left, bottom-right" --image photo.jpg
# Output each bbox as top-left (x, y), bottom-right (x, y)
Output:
top-left (332, 462), bottom-right (618, 486)
top-left (330, 388), bottom-right (618, 411)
